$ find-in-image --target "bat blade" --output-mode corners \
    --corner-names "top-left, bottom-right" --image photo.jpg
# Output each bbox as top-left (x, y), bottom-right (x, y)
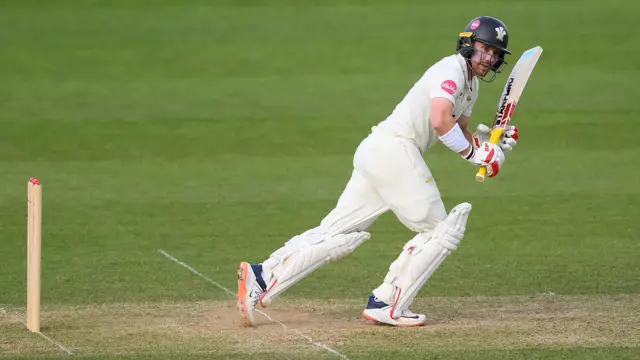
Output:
top-left (476, 46), bottom-right (543, 182)
top-left (492, 46), bottom-right (543, 129)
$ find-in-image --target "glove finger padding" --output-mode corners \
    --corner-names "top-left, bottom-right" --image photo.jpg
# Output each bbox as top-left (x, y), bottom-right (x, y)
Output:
top-left (476, 123), bottom-right (491, 134)
top-left (472, 124), bottom-right (491, 149)
top-left (501, 138), bottom-right (517, 152)
top-left (500, 125), bottom-right (518, 152)
top-left (472, 124), bottom-right (519, 156)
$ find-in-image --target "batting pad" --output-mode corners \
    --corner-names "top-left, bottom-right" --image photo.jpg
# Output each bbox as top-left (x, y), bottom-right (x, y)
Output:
top-left (260, 231), bottom-right (370, 307)
top-left (378, 202), bottom-right (471, 317)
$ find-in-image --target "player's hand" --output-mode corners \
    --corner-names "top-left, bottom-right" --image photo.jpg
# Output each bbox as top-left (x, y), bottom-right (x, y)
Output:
top-left (469, 142), bottom-right (505, 178)
top-left (472, 124), bottom-right (518, 152)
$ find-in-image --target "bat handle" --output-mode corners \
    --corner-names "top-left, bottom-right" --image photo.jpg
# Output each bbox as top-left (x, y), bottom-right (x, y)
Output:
top-left (475, 127), bottom-right (505, 182)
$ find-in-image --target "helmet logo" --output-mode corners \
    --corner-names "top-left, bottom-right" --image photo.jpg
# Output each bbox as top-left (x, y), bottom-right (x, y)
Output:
top-left (495, 27), bottom-right (506, 41)
top-left (470, 20), bottom-right (480, 30)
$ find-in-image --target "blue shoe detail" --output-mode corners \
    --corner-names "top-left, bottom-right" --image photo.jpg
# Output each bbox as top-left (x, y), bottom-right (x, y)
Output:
top-left (250, 264), bottom-right (267, 292)
top-left (366, 294), bottom-right (390, 309)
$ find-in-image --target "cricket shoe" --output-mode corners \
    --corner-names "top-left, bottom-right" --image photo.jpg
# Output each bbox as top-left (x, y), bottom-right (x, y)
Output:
top-left (362, 295), bottom-right (426, 327)
top-left (236, 262), bottom-right (267, 326)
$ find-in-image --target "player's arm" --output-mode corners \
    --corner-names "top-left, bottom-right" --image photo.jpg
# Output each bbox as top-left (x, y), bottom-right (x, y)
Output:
top-left (430, 98), bottom-right (473, 158)
top-left (457, 115), bottom-right (474, 145)
top-left (432, 98), bottom-right (504, 175)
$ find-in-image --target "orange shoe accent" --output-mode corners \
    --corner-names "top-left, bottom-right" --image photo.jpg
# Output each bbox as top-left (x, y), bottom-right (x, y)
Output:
top-left (236, 262), bottom-right (252, 326)
top-left (395, 320), bottom-right (425, 327)
top-left (362, 312), bottom-right (380, 323)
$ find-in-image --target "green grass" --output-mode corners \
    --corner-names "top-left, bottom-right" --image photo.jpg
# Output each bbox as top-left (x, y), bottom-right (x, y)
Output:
top-left (1, 0), bottom-right (639, 359)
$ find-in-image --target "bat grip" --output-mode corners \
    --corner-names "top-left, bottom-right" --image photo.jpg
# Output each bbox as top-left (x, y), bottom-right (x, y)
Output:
top-left (475, 127), bottom-right (505, 182)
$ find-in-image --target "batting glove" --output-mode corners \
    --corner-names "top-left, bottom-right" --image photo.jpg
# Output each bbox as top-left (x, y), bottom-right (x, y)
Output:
top-left (463, 141), bottom-right (506, 178)
top-left (472, 124), bottom-right (518, 152)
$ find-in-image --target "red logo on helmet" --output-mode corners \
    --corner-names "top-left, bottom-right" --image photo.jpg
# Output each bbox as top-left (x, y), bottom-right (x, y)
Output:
top-left (441, 80), bottom-right (457, 95)
top-left (470, 20), bottom-right (481, 30)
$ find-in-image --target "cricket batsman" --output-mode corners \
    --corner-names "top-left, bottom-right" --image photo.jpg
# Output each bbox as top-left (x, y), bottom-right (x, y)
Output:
top-left (237, 16), bottom-right (519, 327)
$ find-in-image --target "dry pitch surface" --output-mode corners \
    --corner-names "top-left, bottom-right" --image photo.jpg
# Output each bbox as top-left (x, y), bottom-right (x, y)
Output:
top-left (2, 295), bottom-right (639, 358)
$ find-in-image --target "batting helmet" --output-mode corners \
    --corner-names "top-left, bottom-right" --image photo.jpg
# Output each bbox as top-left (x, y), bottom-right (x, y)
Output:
top-left (457, 16), bottom-right (511, 81)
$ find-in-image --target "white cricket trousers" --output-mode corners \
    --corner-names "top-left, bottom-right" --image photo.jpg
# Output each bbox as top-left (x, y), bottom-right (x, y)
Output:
top-left (320, 131), bottom-right (447, 236)
top-left (260, 131), bottom-right (448, 296)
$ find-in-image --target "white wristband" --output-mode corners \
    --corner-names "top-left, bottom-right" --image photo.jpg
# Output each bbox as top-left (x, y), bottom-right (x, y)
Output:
top-left (438, 123), bottom-right (470, 153)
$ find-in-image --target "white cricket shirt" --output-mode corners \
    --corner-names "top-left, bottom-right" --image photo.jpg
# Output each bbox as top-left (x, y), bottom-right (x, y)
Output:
top-left (372, 54), bottom-right (479, 153)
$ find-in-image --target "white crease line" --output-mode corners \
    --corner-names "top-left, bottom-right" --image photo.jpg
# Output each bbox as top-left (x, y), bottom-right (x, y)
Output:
top-left (14, 318), bottom-right (74, 355)
top-left (254, 308), bottom-right (350, 359)
top-left (158, 249), bottom-right (235, 297)
top-left (158, 249), bottom-right (350, 360)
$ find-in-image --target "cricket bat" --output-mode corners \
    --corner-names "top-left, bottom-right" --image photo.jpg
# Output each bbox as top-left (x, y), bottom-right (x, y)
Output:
top-left (476, 46), bottom-right (543, 182)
